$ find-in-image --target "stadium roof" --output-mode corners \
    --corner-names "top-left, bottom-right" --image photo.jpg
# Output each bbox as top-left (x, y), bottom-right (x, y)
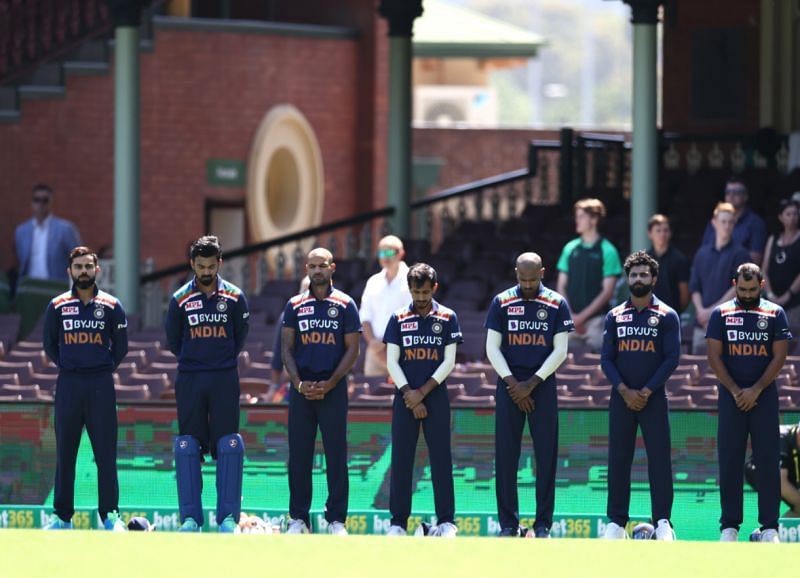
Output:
top-left (413, 0), bottom-right (545, 58)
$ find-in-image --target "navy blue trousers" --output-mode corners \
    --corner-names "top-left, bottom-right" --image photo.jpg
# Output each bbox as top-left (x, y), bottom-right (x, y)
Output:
top-left (175, 368), bottom-right (240, 458)
top-left (53, 371), bottom-right (118, 522)
top-left (390, 385), bottom-right (455, 529)
top-left (718, 384), bottom-right (780, 531)
top-left (607, 391), bottom-right (673, 525)
top-left (495, 378), bottom-right (558, 532)
top-left (288, 378), bottom-right (349, 525)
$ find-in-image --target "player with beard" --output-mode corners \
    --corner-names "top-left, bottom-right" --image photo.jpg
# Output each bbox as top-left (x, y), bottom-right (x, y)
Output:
top-left (166, 236), bottom-right (250, 533)
top-left (600, 251), bottom-right (681, 540)
top-left (42, 246), bottom-right (129, 530)
top-left (706, 263), bottom-right (792, 543)
top-left (281, 248), bottom-right (361, 535)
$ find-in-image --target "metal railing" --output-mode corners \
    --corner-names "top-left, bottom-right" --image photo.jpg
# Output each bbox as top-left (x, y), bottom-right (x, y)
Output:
top-left (135, 132), bottom-right (633, 327)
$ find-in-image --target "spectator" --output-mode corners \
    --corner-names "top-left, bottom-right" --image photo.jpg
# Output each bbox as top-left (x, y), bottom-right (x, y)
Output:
top-left (763, 199), bottom-right (800, 325)
top-left (359, 235), bottom-right (411, 376)
top-left (690, 202), bottom-right (750, 353)
top-left (556, 198), bottom-right (623, 351)
top-left (646, 214), bottom-right (690, 312)
top-left (14, 184), bottom-right (82, 285)
top-left (701, 177), bottom-right (767, 263)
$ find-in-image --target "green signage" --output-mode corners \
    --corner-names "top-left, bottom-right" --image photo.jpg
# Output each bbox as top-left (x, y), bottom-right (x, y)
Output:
top-left (207, 159), bottom-right (246, 187)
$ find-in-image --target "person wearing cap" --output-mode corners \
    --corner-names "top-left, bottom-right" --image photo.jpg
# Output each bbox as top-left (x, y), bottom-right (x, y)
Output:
top-left (359, 236), bottom-right (411, 376)
top-left (745, 421), bottom-right (800, 518)
top-left (701, 177), bottom-right (767, 264)
top-left (762, 199), bottom-right (800, 325)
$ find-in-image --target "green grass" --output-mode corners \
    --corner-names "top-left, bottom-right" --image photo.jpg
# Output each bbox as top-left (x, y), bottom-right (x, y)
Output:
top-left (0, 531), bottom-right (795, 578)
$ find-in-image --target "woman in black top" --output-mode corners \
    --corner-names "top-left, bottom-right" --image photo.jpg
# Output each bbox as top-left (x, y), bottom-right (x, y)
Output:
top-left (763, 199), bottom-right (800, 323)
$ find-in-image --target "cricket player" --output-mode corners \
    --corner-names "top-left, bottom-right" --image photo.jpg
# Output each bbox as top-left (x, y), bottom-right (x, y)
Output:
top-left (383, 263), bottom-right (463, 537)
top-left (42, 246), bottom-right (129, 530)
top-left (166, 236), bottom-right (250, 533)
top-left (281, 248), bottom-right (361, 535)
top-left (485, 252), bottom-right (574, 538)
top-left (707, 263), bottom-right (791, 543)
top-left (600, 251), bottom-right (681, 540)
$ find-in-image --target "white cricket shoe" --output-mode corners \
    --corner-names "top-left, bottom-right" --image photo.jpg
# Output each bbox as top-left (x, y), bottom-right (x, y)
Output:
top-left (720, 528), bottom-right (739, 542)
top-left (655, 519), bottom-right (676, 541)
top-left (386, 525), bottom-right (407, 536)
top-left (327, 521), bottom-right (348, 535)
top-left (436, 522), bottom-right (458, 538)
top-left (602, 522), bottom-right (628, 539)
top-left (760, 529), bottom-right (780, 543)
top-left (286, 518), bottom-right (310, 534)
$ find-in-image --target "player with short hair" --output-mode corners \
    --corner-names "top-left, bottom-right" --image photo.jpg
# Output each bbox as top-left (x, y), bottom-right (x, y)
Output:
top-left (383, 263), bottom-right (463, 537)
top-left (706, 263), bottom-right (791, 543)
top-left (745, 420), bottom-right (800, 518)
top-left (485, 252), bottom-right (574, 538)
top-left (281, 248), bottom-right (361, 535)
top-left (600, 251), bottom-right (681, 540)
top-left (165, 236), bottom-right (250, 533)
top-left (42, 246), bottom-right (129, 530)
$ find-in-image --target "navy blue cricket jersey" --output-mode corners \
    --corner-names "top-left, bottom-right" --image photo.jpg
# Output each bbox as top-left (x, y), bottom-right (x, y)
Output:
top-left (165, 276), bottom-right (250, 372)
top-left (600, 295), bottom-right (681, 391)
top-left (282, 286), bottom-right (361, 381)
top-left (484, 284), bottom-right (574, 380)
top-left (706, 298), bottom-right (792, 387)
top-left (43, 287), bottom-right (129, 373)
top-left (383, 300), bottom-right (463, 389)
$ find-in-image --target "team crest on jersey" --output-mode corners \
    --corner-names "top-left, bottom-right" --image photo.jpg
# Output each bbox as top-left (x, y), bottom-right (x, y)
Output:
top-left (298, 306), bottom-right (314, 316)
top-left (93, 307), bottom-right (105, 319)
top-left (647, 316), bottom-right (659, 327)
top-left (616, 314), bottom-right (632, 323)
top-left (216, 300), bottom-right (228, 312)
top-left (757, 318), bottom-right (769, 330)
top-left (298, 320), bottom-right (310, 332)
top-left (401, 321), bottom-right (418, 332)
top-left (536, 309), bottom-right (548, 320)
top-left (725, 317), bottom-right (743, 326)
top-left (328, 306), bottom-right (339, 318)
top-left (62, 306), bottom-right (79, 316)
top-left (508, 320), bottom-right (519, 331)
top-left (188, 314), bottom-right (199, 326)
top-left (431, 322), bottom-right (443, 334)
top-left (185, 300), bottom-right (202, 311)
top-left (508, 306), bottom-right (524, 316)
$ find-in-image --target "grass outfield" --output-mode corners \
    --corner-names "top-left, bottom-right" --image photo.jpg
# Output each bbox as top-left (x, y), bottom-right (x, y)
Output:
top-left (0, 531), bottom-right (794, 578)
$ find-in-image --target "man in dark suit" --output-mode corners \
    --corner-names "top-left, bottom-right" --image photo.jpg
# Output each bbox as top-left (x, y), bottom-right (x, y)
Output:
top-left (14, 184), bottom-right (82, 284)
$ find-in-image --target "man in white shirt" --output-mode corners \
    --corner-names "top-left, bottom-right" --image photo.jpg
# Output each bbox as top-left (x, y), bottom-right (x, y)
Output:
top-left (359, 236), bottom-right (411, 376)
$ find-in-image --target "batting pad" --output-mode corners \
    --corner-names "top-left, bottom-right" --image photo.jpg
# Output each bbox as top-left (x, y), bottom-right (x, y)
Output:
top-left (174, 435), bottom-right (203, 526)
top-left (216, 433), bottom-right (245, 523)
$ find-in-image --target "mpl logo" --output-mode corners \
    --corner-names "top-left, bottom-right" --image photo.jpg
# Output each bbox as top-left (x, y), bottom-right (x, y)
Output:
top-left (188, 314), bottom-right (199, 326)
top-left (298, 320), bottom-right (310, 332)
top-left (298, 306), bottom-right (314, 317)
top-left (62, 306), bottom-right (79, 316)
top-left (402, 335), bottom-right (413, 347)
top-left (508, 306), bottom-right (524, 316)
top-left (727, 330), bottom-right (738, 341)
top-left (62, 319), bottom-right (73, 331)
top-left (616, 314), bottom-right (632, 323)
top-left (508, 320), bottom-right (519, 331)
top-left (401, 321), bottom-right (418, 332)
top-left (185, 300), bottom-right (202, 311)
top-left (725, 317), bottom-right (744, 326)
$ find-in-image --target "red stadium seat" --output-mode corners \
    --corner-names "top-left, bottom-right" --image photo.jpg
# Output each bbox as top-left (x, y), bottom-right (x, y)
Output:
top-left (0, 383), bottom-right (40, 399)
top-left (115, 384), bottom-right (151, 401)
top-left (667, 394), bottom-right (696, 409)
top-left (557, 395), bottom-right (595, 408)
top-left (452, 394), bottom-right (495, 407)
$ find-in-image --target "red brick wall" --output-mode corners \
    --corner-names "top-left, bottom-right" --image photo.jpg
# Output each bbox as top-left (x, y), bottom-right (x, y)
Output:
top-left (662, 0), bottom-right (760, 133)
top-left (0, 26), bottom-right (365, 271)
